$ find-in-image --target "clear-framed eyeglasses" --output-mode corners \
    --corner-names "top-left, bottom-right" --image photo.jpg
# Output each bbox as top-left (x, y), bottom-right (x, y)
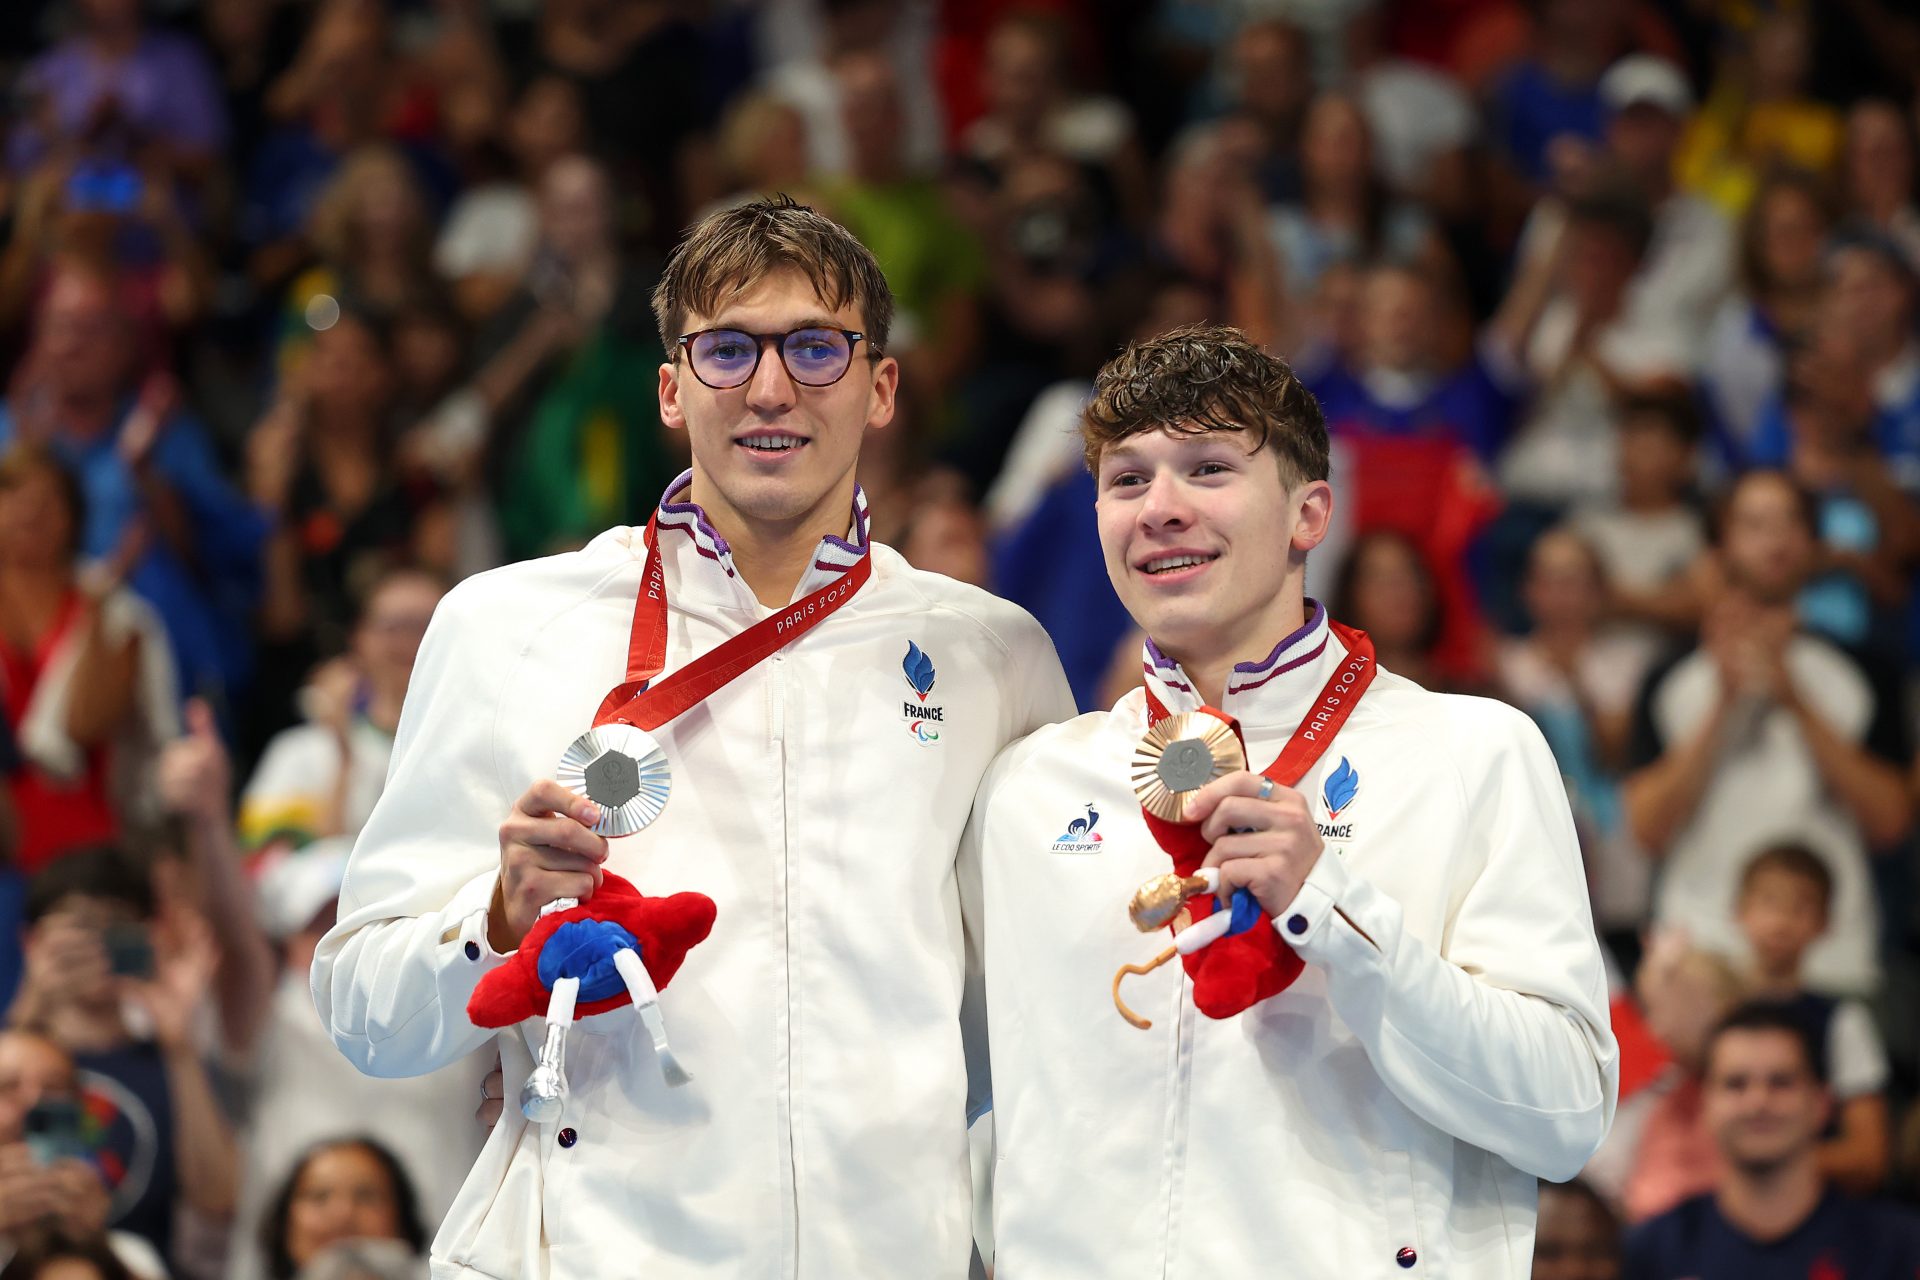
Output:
top-left (675, 327), bottom-right (878, 390)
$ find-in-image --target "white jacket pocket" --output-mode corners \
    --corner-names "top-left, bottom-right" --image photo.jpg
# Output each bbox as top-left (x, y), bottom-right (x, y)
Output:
top-left (432, 1030), bottom-right (547, 1280)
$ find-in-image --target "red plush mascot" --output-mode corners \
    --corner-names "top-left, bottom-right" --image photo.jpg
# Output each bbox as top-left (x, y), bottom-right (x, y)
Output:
top-left (468, 873), bottom-right (715, 1120)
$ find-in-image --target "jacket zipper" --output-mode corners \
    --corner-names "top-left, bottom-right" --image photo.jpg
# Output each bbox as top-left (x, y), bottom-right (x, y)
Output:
top-left (771, 653), bottom-right (801, 1278)
top-left (1160, 978), bottom-right (1197, 1279)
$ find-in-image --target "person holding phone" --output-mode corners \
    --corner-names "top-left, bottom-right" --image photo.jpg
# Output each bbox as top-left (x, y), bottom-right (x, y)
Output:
top-left (8, 847), bottom-right (238, 1270)
top-left (0, 1028), bottom-right (110, 1249)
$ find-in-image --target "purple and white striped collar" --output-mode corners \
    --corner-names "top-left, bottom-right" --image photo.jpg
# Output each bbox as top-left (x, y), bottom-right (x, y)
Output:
top-left (652, 470), bottom-right (871, 600)
top-left (1140, 600), bottom-right (1337, 723)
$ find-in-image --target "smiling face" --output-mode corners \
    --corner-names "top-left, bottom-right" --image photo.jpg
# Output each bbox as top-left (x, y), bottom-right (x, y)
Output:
top-left (1096, 427), bottom-right (1329, 670)
top-left (658, 268), bottom-right (897, 538)
top-left (1703, 1027), bottom-right (1828, 1175)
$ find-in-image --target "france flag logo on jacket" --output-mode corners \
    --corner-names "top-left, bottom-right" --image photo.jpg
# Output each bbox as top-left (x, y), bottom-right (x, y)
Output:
top-left (1322, 757), bottom-right (1359, 820)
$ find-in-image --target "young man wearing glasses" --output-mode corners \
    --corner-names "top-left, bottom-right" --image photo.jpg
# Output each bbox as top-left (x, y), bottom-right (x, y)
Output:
top-left (313, 197), bottom-right (1072, 1278)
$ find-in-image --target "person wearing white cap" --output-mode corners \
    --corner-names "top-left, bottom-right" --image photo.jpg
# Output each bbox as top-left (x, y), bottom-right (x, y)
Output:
top-left (1595, 54), bottom-right (1736, 364)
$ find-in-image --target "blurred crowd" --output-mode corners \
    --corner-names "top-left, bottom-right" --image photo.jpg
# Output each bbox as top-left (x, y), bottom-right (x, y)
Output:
top-left (2, 0), bottom-right (1920, 1277)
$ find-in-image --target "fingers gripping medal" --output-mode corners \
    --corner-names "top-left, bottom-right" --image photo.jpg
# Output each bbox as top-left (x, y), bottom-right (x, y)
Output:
top-left (1114, 711), bottom-right (1250, 1029)
top-left (525, 725), bottom-right (679, 1121)
top-left (471, 516), bottom-right (871, 1124)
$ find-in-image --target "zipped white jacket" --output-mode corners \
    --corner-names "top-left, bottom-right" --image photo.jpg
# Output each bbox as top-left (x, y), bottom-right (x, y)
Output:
top-left (963, 604), bottom-right (1618, 1279)
top-left (312, 477), bottom-right (1073, 1279)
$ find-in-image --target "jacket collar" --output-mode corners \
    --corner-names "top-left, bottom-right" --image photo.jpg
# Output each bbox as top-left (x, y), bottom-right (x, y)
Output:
top-left (647, 469), bottom-right (872, 615)
top-left (1140, 599), bottom-right (1348, 734)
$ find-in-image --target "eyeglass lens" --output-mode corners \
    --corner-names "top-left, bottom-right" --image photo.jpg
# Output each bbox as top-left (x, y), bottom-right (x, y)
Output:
top-left (688, 328), bottom-right (855, 388)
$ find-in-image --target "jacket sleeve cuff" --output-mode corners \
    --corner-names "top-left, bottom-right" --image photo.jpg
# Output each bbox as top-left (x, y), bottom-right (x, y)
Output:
top-left (1272, 851), bottom-right (1382, 965)
top-left (443, 867), bottom-right (512, 967)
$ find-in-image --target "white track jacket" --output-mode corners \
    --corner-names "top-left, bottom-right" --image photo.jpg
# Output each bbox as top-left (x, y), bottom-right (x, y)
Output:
top-left (964, 603), bottom-right (1618, 1278)
top-left (312, 478), bottom-right (1073, 1279)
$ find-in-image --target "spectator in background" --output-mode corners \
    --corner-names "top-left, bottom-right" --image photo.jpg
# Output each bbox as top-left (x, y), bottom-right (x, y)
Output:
top-left (961, 11), bottom-right (1145, 220)
top-left (1305, 261), bottom-right (1515, 462)
top-left (260, 1140), bottom-right (425, 1280)
top-left (0, 142), bottom-right (218, 344)
top-left (820, 49), bottom-right (983, 406)
top-left (1484, 0), bottom-right (1639, 187)
top-left (1675, 11), bottom-right (1842, 219)
top-left (1593, 56), bottom-right (1735, 366)
top-left (1152, 127), bottom-right (1284, 351)
top-left (1331, 528), bottom-right (1458, 692)
top-left (1623, 470), bottom-right (1913, 994)
top-left (1599, 944), bottom-right (1744, 1223)
top-left (1498, 527), bottom-right (1658, 943)
top-left (433, 75), bottom-right (588, 326)
top-left (277, 145), bottom-right (442, 378)
top-left (0, 1238), bottom-right (138, 1280)
top-left (1700, 172), bottom-right (1832, 459)
top-left (709, 93), bottom-right (812, 212)
top-left (472, 153), bottom-right (672, 561)
top-left (1266, 93), bottom-right (1438, 320)
top-left (1218, 19), bottom-right (1312, 203)
top-left (1841, 100), bottom-right (1920, 271)
top-left (1534, 1178), bottom-right (1623, 1280)
top-left (1623, 1003), bottom-right (1920, 1278)
top-left (1570, 391), bottom-right (1708, 643)
top-left (1749, 232), bottom-right (1920, 497)
top-left (6, 0), bottom-right (228, 184)
top-left (244, 0), bottom-right (446, 293)
top-left (9, 848), bottom-right (238, 1269)
top-left (238, 567), bottom-right (444, 854)
top-left (148, 688), bottom-right (482, 1280)
top-left (755, 0), bottom-right (938, 186)
top-left (0, 444), bottom-right (178, 876)
top-left (1765, 333), bottom-right (1919, 661)
top-left (1493, 189), bottom-right (1678, 515)
top-left (1733, 844), bottom-right (1890, 1195)
top-left (0, 258), bottom-right (266, 714)
top-left (246, 307), bottom-right (443, 747)
top-left (1302, 261), bottom-right (1505, 674)
top-left (0, 1029), bottom-right (116, 1271)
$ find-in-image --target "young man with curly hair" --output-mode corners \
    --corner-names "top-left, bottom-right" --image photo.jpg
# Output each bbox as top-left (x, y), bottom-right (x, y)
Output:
top-left (962, 324), bottom-right (1617, 1276)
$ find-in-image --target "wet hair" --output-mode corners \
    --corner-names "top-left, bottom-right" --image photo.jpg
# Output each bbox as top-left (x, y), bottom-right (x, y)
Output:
top-left (651, 194), bottom-right (894, 355)
top-left (263, 1137), bottom-right (426, 1280)
top-left (1705, 1000), bottom-right (1827, 1086)
top-left (25, 845), bottom-right (154, 925)
top-left (1738, 842), bottom-right (1834, 915)
top-left (1080, 323), bottom-right (1328, 482)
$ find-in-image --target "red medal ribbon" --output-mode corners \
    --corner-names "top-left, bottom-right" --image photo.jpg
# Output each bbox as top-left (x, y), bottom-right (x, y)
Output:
top-left (593, 515), bottom-right (872, 731)
top-left (1138, 621), bottom-right (1376, 1019)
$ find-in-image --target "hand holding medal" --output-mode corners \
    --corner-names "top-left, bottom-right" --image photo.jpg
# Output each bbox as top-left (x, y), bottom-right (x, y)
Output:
top-left (1113, 623), bottom-right (1378, 1028)
top-left (472, 518), bottom-right (871, 1121)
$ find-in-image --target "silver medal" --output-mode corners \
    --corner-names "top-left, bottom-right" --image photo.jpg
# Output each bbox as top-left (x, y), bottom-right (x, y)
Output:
top-left (556, 724), bottom-right (672, 836)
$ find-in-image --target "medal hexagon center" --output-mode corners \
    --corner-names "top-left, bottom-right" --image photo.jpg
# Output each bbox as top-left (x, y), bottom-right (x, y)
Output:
top-left (583, 749), bottom-right (643, 809)
top-left (1156, 738), bottom-right (1214, 792)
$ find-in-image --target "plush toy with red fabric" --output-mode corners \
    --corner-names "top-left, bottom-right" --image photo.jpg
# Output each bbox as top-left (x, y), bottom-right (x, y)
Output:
top-left (469, 872), bottom-right (715, 1108)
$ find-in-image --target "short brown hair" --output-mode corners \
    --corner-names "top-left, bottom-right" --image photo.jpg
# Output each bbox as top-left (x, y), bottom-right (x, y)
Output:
top-left (1739, 842), bottom-right (1833, 915)
top-left (1081, 324), bottom-right (1329, 483)
top-left (651, 194), bottom-right (894, 354)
